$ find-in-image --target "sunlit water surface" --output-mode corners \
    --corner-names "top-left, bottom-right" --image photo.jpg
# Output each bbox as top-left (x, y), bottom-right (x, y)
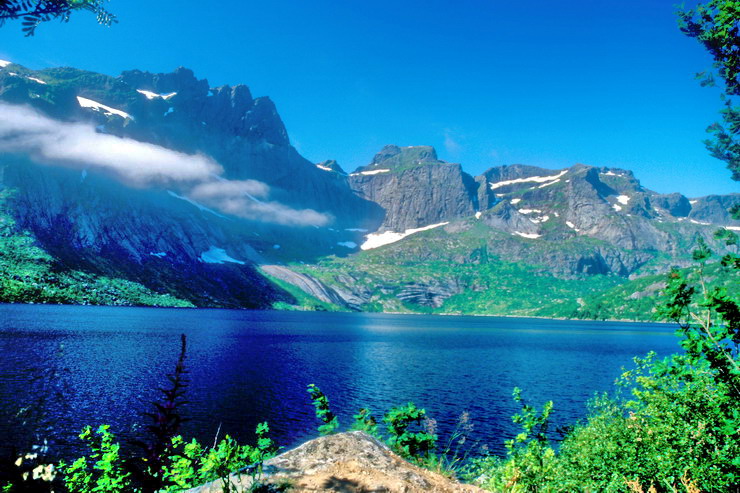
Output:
top-left (0, 304), bottom-right (679, 461)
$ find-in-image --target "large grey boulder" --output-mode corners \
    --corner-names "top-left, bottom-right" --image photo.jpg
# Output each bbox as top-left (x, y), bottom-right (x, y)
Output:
top-left (186, 431), bottom-right (483, 493)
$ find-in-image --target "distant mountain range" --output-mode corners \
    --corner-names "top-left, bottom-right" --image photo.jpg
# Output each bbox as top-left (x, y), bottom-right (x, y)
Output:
top-left (0, 61), bottom-right (737, 317)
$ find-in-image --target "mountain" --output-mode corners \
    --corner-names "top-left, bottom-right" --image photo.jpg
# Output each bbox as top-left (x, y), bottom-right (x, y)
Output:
top-left (0, 60), bottom-right (737, 316)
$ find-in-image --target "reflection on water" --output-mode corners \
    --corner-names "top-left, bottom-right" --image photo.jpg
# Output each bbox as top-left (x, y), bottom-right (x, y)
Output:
top-left (0, 304), bottom-right (679, 460)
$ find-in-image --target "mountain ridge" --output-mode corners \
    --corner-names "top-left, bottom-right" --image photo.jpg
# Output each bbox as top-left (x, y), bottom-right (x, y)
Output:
top-left (0, 60), bottom-right (737, 316)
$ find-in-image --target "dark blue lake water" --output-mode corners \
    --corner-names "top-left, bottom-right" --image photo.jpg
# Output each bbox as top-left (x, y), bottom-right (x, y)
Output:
top-left (0, 304), bottom-right (680, 461)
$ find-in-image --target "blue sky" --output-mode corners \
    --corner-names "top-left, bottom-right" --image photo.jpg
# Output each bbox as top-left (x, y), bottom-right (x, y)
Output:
top-left (1, 0), bottom-right (738, 197)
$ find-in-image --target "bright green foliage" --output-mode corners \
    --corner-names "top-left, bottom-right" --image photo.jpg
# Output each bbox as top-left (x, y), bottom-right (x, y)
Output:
top-left (306, 384), bottom-right (340, 435)
top-left (0, 0), bottom-right (116, 36)
top-left (60, 425), bottom-right (132, 493)
top-left (161, 422), bottom-right (277, 493)
top-left (465, 239), bottom-right (740, 492)
top-left (679, 0), bottom-right (740, 181)
top-left (350, 408), bottom-right (379, 438)
top-left (465, 389), bottom-right (558, 492)
top-left (383, 403), bottom-right (437, 461)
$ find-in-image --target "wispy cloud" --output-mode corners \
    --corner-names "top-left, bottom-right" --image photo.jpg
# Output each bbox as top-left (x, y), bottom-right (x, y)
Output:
top-left (189, 180), bottom-right (330, 226)
top-left (0, 102), bottom-right (329, 226)
top-left (443, 129), bottom-right (463, 156)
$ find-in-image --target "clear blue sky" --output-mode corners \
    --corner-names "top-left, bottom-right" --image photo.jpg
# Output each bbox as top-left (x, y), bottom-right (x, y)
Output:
top-left (1, 0), bottom-right (738, 197)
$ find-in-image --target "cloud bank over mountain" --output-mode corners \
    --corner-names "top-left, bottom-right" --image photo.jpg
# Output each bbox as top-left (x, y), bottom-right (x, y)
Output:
top-left (0, 102), bottom-right (328, 226)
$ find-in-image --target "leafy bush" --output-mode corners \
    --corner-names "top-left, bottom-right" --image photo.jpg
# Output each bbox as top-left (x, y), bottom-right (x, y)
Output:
top-left (60, 425), bottom-right (132, 493)
top-left (306, 384), bottom-right (340, 435)
top-left (464, 237), bottom-right (740, 492)
top-left (383, 402), bottom-right (437, 462)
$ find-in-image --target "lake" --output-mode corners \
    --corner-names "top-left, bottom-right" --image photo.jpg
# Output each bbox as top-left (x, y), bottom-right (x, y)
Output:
top-left (0, 304), bottom-right (680, 462)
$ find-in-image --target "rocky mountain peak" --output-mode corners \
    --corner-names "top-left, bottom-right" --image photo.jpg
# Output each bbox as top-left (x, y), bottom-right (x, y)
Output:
top-left (316, 160), bottom-right (347, 174)
top-left (120, 67), bottom-right (210, 98)
top-left (360, 145), bottom-right (443, 172)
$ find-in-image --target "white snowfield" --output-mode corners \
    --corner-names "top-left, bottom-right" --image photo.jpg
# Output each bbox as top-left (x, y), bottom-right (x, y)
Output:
top-left (137, 89), bottom-right (177, 100)
top-left (513, 231), bottom-right (541, 239)
top-left (316, 164), bottom-right (333, 172)
top-left (76, 96), bottom-right (133, 120)
top-left (727, 226), bottom-right (740, 231)
top-left (27, 76), bottom-right (47, 85)
top-left (538, 179), bottom-right (561, 188)
top-left (530, 215), bottom-right (549, 224)
top-left (475, 211), bottom-right (482, 219)
top-left (616, 195), bottom-right (630, 205)
top-left (510, 198), bottom-right (521, 205)
top-left (199, 246), bottom-right (245, 265)
top-left (489, 169), bottom-right (568, 190)
top-left (690, 219), bottom-right (712, 226)
top-left (613, 204), bottom-right (622, 212)
top-left (361, 222), bottom-right (449, 250)
top-left (518, 208), bottom-right (542, 215)
top-left (0, 60), bottom-right (11, 68)
top-left (350, 168), bottom-right (391, 176)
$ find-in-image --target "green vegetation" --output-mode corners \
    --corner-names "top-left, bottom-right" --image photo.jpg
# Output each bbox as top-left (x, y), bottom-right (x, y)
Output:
top-left (0, 0), bottom-right (116, 36)
top-left (56, 423), bottom-right (278, 493)
top-left (0, 190), bottom-right (193, 307)
top-left (679, 0), bottom-right (740, 183)
top-left (263, 273), bottom-right (343, 312)
top-left (306, 384), bottom-right (340, 435)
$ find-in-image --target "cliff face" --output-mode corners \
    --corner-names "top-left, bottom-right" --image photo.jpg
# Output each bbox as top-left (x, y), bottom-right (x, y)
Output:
top-left (0, 60), bottom-right (738, 311)
top-left (348, 145), bottom-right (478, 232)
top-left (0, 62), bottom-right (382, 307)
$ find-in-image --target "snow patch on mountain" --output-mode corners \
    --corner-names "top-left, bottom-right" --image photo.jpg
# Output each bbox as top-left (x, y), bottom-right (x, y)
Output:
top-left (167, 191), bottom-right (225, 218)
top-left (199, 246), bottom-right (245, 264)
top-left (351, 169), bottom-right (391, 176)
top-left (137, 89), bottom-right (177, 100)
top-left (361, 222), bottom-right (449, 250)
top-left (513, 231), bottom-right (541, 239)
top-left (489, 169), bottom-right (567, 190)
top-left (76, 96), bottom-right (132, 120)
top-left (0, 60), bottom-right (11, 68)
top-left (538, 179), bottom-right (560, 188)
top-left (616, 195), bottom-right (631, 205)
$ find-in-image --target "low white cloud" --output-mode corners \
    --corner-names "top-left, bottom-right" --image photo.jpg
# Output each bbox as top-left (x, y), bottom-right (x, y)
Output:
top-left (188, 180), bottom-right (329, 226)
top-left (0, 102), bottom-right (329, 226)
top-left (0, 103), bottom-right (221, 185)
top-left (443, 129), bottom-right (462, 156)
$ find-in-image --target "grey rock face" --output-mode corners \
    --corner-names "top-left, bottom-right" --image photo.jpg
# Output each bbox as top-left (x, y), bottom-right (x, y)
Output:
top-left (688, 194), bottom-right (740, 226)
top-left (349, 146), bottom-right (478, 231)
top-left (186, 431), bottom-right (482, 493)
top-left (396, 280), bottom-right (463, 308)
top-left (651, 192), bottom-right (692, 217)
top-left (261, 265), bottom-right (359, 310)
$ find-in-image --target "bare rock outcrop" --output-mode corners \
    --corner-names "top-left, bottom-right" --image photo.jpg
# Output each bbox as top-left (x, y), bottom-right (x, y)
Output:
top-left (186, 431), bottom-right (483, 493)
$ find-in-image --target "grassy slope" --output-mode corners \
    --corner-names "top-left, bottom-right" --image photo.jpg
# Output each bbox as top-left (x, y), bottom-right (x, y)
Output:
top-left (0, 190), bottom-right (193, 308)
top-left (291, 222), bottom-right (738, 321)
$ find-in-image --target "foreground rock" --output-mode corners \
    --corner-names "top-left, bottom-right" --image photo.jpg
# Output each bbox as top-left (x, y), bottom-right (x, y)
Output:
top-left (186, 431), bottom-right (483, 492)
